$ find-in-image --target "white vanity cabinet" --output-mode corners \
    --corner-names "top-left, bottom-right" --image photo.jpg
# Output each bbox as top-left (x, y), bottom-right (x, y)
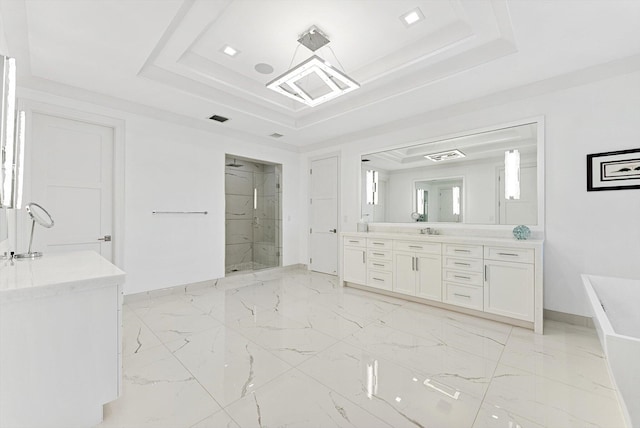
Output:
top-left (442, 243), bottom-right (484, 310)
top-left (341, 232), bottom-right (543, 333)
top-left (0, 251), bottom-right (125, 428)
top-left (484, 247), bottom-right (535, 322)
top-left (367, 238), bottom-right (393, 291)
top-left (343, 237), bottom-right (367, 284)
top-left (393, 241), bottom-right (442, 300)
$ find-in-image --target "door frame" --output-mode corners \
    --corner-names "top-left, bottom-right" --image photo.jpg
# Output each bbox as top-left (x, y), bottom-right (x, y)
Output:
top-left (307, 152), bottom-right (341, 273)
top-left (16, 98), bottom-right (126, 268)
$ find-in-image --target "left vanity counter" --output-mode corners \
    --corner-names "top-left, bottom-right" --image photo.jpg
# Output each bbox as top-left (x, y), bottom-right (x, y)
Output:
top-left (0, 251), bottom-right (125, 428)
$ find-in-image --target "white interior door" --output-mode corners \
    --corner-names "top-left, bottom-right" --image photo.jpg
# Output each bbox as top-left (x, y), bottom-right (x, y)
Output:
top-left (27, 112), bottom-right (114, 260)
top-left (309, 156), bottom-right (338, 275)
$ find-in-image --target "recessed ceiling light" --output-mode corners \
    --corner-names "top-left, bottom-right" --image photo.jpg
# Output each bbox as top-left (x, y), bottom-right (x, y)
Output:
top-left (221, 45), bottom-right (239, 57)
top-left (400, 7), bottom-right (425, 27)
top-left (269, 133), bottom-right (283, 138)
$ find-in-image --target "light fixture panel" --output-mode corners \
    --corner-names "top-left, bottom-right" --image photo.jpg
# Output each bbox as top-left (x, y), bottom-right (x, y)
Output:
top-left (400, 7), bottom-right (425, 27)
top-left (266, 55), bottom-right (359, 107)
top-left (424, 149), bottom-right (466, 162)
top-left (221, 45), bottom-right (239, 57)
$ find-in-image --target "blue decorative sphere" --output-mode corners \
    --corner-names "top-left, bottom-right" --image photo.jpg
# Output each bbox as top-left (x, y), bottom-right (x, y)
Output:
top-left (512, 225), bottom-right (531, 240)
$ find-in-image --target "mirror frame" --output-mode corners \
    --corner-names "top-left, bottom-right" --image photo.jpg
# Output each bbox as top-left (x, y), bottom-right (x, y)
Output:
top-left (359, 117), bottom-right (545, 232)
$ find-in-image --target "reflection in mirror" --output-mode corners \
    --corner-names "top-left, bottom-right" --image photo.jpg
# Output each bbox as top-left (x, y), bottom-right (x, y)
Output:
top-left (415, 178), bottom-right (463, 222)
top-left (361, 122), bottom-right (540, 225)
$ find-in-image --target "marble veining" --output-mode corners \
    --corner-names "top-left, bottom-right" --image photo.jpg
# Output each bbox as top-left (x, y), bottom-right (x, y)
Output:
top-left (100, 268), bottom-right (626, 428)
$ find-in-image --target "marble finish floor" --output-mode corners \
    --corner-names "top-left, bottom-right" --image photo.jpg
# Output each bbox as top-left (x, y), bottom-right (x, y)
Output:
top-left (97, 268), bottom-right (626, 428)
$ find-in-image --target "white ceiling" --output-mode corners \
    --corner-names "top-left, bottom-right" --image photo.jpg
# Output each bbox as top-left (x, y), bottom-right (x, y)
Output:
top-left (1, 0), bottom-right (640, 150)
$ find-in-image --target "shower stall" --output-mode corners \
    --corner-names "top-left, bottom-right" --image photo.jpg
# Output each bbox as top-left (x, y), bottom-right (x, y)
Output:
top-left (225, 155), bottom-right (282, 274)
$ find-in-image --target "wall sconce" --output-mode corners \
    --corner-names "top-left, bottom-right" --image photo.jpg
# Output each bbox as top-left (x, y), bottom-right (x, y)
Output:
top-left (366, 170), bottom-right (378, 205)
top-left (505, 149), bottom-right (521, 200)
top-left (452, 186), bottom-right (461, 215)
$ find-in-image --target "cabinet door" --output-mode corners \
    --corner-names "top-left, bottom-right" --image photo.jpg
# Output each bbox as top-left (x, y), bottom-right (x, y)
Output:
top-left (393, 252), bottom-right (416, 295)
top-left (343, 247), bottom-right (366, 285)
top-left (415, 254), bottom-right (442, 301)
top-left (484, 261), bottom-right (534, 321)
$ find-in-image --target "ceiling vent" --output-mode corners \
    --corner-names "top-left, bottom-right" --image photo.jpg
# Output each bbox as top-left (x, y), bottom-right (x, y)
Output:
top-left (209, 114), bottom-right (229, 123)
top-left (424, 149), bottom-right (466, 162)
top-left (269, 133), bottom-right (284, 138)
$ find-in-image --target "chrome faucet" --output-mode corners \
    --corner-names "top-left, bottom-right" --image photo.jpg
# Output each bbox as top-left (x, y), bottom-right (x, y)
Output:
top-left (420, 227), bottom-right (439, 235)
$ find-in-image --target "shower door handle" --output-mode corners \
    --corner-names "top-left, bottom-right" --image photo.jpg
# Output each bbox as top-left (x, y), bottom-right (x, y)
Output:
top-left (329, 229), bottom-right (337, 233)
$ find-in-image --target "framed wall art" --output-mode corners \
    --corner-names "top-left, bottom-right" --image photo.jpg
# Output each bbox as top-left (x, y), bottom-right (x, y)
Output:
top-left (587, 148), bottom-right (640, 191)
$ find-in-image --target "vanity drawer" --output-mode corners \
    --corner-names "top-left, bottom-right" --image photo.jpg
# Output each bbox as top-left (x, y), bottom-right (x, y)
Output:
top-left (367, 270), bottom-right (393, 291)
top-left (344, 237), bottom-right (367, 248)
top-left (484, 246), bottom-right (534, 264)
top-left (443, 256), bottom-right (484, 272)
top-left (394, 240), bottom-right (441, 255)
top-left (443, 269), bottom-right (483, 286)
top-left (368, 249), bottom-right (392, 261)
top-left (444, 282), bottom-right (483, 310)
top-left (444, 244), bottom-right (483, 259)
top-left (368, 259), bottom-right (392, 272)
top-left (367, 238), bottom-right (393, 250)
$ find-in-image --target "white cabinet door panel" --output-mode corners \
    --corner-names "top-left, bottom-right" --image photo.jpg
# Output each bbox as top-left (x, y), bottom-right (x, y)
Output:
top-left (484, 260), bottom-right (534, 321)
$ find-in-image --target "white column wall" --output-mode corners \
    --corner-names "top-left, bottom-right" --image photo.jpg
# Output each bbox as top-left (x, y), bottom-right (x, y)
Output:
top-left (300, 70), bottom-right (640, 317)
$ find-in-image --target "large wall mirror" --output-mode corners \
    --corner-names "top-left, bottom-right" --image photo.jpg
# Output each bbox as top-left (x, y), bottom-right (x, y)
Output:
top-left (361, 120), bottom-right (543, 227)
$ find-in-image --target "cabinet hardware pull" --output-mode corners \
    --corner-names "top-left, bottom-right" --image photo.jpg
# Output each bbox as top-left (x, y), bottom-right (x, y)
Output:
top-left (497, 252), bottom-right (519, 257)
top-left (373, 277), bottom-right (384, 281)
top-left (372, 242), bottom-right (384, 245)
top-left (454, 275), bottom-right (470, 280)
top-left (372, 252), bottom-right (384, 256)
top-left (454, 293), bottom-right (471, 298)
top-left (362, 252), bottom-right (366, 263)
top-left (409, 245), bottom-right (423, 249)
top-left (412, 257), bottom-right (415, 271)
top-left (373, 263), bottom-right (384, 267)
top-left (484, 265), bottom-right (488, 281)
top-left (454, 249), bottom-right (470, 253)
top-left (416, 258), bottom-right (419, 271)
top-left (454, 262), bottom-right (470, 266)
top-left (349, 240), bottom-right (360, 243)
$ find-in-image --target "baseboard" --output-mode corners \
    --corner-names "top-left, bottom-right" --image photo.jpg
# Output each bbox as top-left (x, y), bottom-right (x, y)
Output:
top-left (544, 309), bottom-right (595, 328)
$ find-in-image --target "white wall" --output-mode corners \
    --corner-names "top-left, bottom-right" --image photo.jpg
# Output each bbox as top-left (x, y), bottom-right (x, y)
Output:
top-left (302, 70), bottom-right (640, 317)
top-left (10, 89), bottom-right (301, 295)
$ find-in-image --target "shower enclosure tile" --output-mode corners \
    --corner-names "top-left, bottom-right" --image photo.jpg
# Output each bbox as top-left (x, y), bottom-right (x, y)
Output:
top-left (225, 195), bottom-right (253, 219)
top-left (225, 170), bottom-right (253, 195)
top-left (225, 220), bottom-right (253, 245)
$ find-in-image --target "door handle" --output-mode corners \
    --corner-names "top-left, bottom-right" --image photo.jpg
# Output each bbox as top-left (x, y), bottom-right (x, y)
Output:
top-left (98, 235), bottom-right (112, 242)
top-left (329, 229), bottom-right (337, 233)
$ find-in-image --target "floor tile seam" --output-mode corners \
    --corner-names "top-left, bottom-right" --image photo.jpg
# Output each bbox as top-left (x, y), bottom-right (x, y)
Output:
top-left (154, 334), bottom-right (227, 413)
top-left (217, 318), bottom-right (304, 368)
top-left (479, 396), bottom-right (550, 428)
top-left (259, 366), bottom-right (396, 428)
top-left (491, 360), bottom-right (619, 401)
top-left (504, 334), bottom-right (606, 358)
top-left (335, 334), bottom-right (491, 402)
top-left (472, 325), bottom-right (513, 428)
top-left (370, 318), bottom-right (506, 365)
top-left (187, 408), bottom-right (240, 428)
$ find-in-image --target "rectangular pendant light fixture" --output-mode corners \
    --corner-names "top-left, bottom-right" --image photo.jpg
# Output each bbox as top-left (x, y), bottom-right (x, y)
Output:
top-left (266, 55), bottom-right (359, 107)
top-left (505, 149), bottom-right (521, 200)
top-left (424, 149), bottom-right (466, 162)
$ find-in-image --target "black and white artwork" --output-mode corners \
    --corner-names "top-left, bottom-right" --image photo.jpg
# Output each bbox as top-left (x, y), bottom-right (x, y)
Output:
top-left (587, 148), bottom-right (640, 191)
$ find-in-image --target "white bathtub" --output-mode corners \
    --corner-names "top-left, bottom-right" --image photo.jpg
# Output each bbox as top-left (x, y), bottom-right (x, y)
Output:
top-left (582, 274), bottom-right (640, 428)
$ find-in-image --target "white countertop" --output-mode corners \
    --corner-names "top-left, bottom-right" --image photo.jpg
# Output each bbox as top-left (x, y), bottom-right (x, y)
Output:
top-left (0, 251), bottom-right (125, 303)
top-left (342, 231), bottom-right (543, 248)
